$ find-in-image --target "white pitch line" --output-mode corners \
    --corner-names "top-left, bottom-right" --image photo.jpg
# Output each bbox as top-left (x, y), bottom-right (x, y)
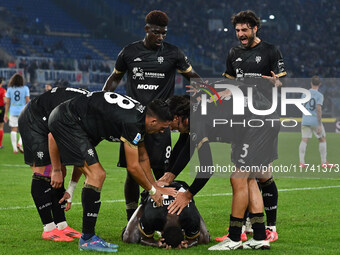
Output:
top-left (1, 185), bottom-right (340, 211)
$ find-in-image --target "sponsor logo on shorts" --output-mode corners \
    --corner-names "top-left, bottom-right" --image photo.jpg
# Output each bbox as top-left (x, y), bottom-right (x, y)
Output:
top-left (88, 149), bottom-right (95, 157)
top-left (37, 151), bottom-right (44, 159)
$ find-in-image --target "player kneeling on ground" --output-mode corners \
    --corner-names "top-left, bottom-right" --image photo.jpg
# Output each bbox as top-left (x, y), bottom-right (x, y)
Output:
top-left (122, 181), bottom-right (210, 249)
top-left (48, 91), bottom-right (176, 252)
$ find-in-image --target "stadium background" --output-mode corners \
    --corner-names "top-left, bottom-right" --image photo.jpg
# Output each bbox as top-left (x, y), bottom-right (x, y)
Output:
top-left (0, 1), bottom-right (340, 254)
top-left (0, 0), bottom-right (339, 132)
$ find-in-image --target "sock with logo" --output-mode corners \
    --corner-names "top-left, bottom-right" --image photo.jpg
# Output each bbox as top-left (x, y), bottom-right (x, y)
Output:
top-left (81, 184), bottom-right (101, 240)
top-left (31, 175), bottom-right (54, 225)
top-left (260, 177), bottom-right (278, 226)
top-left (228, 215), bottom-right (243, 242)
top-left (249, 212), bottom-right (266, 240)
top-left (51, 184), bottom-right (67, 225)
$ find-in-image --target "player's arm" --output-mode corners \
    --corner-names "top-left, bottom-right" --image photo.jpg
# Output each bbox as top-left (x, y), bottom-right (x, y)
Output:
top-left (59, 166), bottom-right (83, 211)
top-left (262, 46), bottom-right (287, 87)
top-left (48, 132), bottom-right (64, 188)
top-left (124, 141), bottom-right (165, 206)
top-left (4, 97), bottom-right (10, 123)
top-left (168, 138), bottom-right (213, 215)
top-left (157, 133), bottom-right (190, 186)
top-left (102, 48), bottom-right (127, 91)
top-left (102, 69), bottom-right (125, 92)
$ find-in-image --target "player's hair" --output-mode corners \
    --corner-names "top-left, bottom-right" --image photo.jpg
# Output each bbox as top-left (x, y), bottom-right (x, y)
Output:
top-left (167, 95), bottom-right (190, 121)
top-left (0, 77), bottom-right (3, 84)
top-left (146, 99), bottom-right (173, 122)
top-left (145, 10), bottom-right (169, 27)
top-left (162, 226), bottom-right (184, 248)
top-left (311, 75), bottom-right (321, 86)
top-left (8, 73), bottom-right (24, 87)
top-left (231, 10), bottom-right (261, 30)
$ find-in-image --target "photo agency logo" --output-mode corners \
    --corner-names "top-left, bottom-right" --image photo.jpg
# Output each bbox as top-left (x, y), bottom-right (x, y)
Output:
top-left (198, 81), bottom-right (312, 128)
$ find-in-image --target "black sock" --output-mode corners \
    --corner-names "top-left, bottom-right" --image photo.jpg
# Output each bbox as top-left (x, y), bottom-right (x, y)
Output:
top-left (243, 209), bottom-right (249, 225)
top-left (51, 184), bottom-right (66, 225)
top-left (260, 178), bottom-right (278, 226)
top-left (228, 215), bottom-right (243, 242)
top-left (124, 172), bottom-right (139, 221)
top-left (82, 184), bottom-right (101, 240)
top-left (126, 209), bottom-right (136, 221)
top-left (249, 212), bottom-right (266, 240)
top-left (31, 175), bottom-right (54, 225)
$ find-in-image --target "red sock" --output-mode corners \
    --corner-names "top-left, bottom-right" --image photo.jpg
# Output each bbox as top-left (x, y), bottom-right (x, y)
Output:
top-left (0, 129), bottom-right (3, 146)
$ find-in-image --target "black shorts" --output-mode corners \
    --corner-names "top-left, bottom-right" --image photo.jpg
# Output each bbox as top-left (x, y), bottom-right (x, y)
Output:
top-left (118, 129), bottom-right (171, 173)
top-left (48, 103), bottom-right (99, 167)
top-left (18, 104), bottom-right (52, 166)
top-left (0, 106), bottom-right (4, 123)
top-left (231, 119), bottom-right (280, 170)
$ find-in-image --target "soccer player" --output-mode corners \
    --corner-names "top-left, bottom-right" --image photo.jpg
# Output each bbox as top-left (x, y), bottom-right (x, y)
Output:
top-left (103, 10), bottom-right (201, 222)
top-left (299, 76), bottom-right (332, 168)
top-left (48, 91), bottom-right (176, 252)
top-left (0, 77), bottom-right (6, 148)
top-left (18, 87), bottom-right (88, 241)
top-left (213, 10), bottom-right (286, 246)
top-left (4, 73), bottom-right (30, 153)
top-left (122, 181), bottom-right (210, 249)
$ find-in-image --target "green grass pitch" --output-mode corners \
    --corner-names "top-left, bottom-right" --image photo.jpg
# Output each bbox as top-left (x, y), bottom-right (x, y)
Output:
top-left (0, 132), bottom-right (340, 254)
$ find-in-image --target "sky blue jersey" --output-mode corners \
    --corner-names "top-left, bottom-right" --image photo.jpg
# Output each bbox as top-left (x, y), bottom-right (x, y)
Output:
top-left (5, 86), bottom-right (30, 116)
top-left (301, 89), bottom-right (323, 126)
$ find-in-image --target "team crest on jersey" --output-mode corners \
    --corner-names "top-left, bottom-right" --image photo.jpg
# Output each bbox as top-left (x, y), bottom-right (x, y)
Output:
top-left (132, 67), bottom-right (144, 80)
top-left (157, 56), bottom-right (164, 64)
top-left (255, 56), bottom-right (262, 64)
top-left (132, 133), bottom-right (142, 145)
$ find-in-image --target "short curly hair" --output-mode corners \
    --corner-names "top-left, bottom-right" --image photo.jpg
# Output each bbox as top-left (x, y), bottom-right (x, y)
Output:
top-left (145, 10), bottom-right (169, 27)
top-left (231, 10), bottom-right (261, 30)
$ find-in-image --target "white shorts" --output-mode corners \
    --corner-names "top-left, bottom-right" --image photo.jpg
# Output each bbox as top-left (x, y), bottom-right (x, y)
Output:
top-left (9, 115), bottom-right (19, 128)
top-left (301, 124), bottom-right (326, 139)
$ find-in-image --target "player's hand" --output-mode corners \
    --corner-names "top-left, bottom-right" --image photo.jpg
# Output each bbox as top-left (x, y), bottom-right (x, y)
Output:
top-left (156, 172), bottom-right (175, 187)
top-left (156, 186), bottom-right (177, 197)
top-left (262, 71), bottom-right (282, 88)
top-left (185, 80), bottom-right (209, 96)
top-left (3, 114), bottom-right (8, 123)
top-left (50, 169), bottom-right (63, 189)
top-left (184, 238), bottom-right (199, 248)
top-left (168, 190), bottom-right (193, 215)
top-left (212, 89), bottom-right (231, 102)
top-left (150, 188), bottom-right (163, 207)
top-left (59, 192), bottom-right (72, 211)
top-left (140, 236), bottom-right (159, 247)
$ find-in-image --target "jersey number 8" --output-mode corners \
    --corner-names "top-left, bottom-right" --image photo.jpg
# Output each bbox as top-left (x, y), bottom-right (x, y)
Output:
top-left (104, 92), bottom-right (138, 109)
